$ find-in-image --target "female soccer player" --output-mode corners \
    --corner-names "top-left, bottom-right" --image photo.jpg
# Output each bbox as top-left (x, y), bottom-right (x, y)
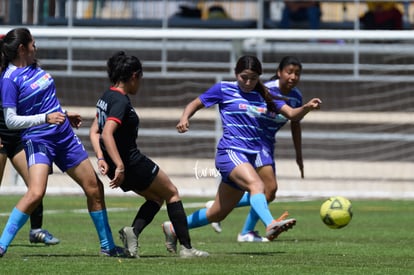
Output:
top-left (162, 55), bottom-right (305, 253)
top-left (0, 27), bottom-right (123, 257)
top-left (236, 56), bottom-right (321, 242)
top-left (89, 51), bottom-right (208, 258)
top-left (0, 105), bottom-right (60, 245)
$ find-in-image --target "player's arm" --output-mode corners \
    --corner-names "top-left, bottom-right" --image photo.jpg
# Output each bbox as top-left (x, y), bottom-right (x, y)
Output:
top-left (89, 117), bottom-right (108, 175)
top-left (176, 97), bottom-right (205, 133)
top-left (279, 98), bottom-right (321, 121)
top-left (101, 119), bottom-right (125, 188)
top-left (4, 107), bottom-right (65, 129)
top-left (291, 120), bottom-right (304, 178)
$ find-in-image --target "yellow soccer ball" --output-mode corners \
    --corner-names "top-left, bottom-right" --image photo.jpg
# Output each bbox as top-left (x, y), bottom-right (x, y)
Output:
top-left (320, 196), bottom-right (353, 229)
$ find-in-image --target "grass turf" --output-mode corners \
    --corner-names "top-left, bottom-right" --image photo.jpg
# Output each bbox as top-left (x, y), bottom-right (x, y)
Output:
top-left (0, 195), bottom-right (413, 274)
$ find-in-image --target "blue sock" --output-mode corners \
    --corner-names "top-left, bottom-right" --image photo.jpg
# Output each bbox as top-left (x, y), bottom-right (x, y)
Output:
top-left (186, 208), bottom-right (209, 229)
top-left (235, 192), bottom-right (250, 208)
top-left (249, 193), bottom-right (273, 226)
top-left (0, 207), bottom-right (29, 251)
top-left (89, 209), bottom-right (115, 251)
top-left (240, 208), bottom-right (260, 235)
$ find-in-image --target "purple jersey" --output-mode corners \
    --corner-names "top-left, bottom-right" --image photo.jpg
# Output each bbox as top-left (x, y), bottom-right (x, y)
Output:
top-left (1, 64), bottom-right (70, 142)
top-left (260, 79), bottom-right (303, 151)
top-left (199, 81), bottom-right (267, 154)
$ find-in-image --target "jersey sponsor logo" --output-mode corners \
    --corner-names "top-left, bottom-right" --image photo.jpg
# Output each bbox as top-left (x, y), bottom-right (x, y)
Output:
top-left (30, 73), bottom-right (52, 90)
top-left (239, 103), bottom-right (267, 117)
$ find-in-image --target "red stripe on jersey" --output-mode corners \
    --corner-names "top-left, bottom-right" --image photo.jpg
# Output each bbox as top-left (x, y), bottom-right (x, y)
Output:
top-left (108, 117), bottom-right (122, 125)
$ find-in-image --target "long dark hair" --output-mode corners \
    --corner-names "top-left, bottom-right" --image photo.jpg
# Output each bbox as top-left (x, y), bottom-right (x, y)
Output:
top-left (0, 28), bottom-right (36, 73)
top-left (107, 51), bottom-right (143, 85)
top-left (235, 55), bottom-right (276, 112)
top-left (270, 56), bottom-right (302, 81)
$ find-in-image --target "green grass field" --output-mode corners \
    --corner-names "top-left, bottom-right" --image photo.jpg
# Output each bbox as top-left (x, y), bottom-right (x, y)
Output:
top-left (0, 195), bottom-right (413, 274)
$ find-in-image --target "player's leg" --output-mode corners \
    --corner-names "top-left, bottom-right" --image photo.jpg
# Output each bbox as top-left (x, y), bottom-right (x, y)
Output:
top-left (10, 149), bottom-right (59, 245)
top-left (116, 156), bottom-right (163, 258)
top-left (119, 198), bottom-right (160, 258)
top-left (66, 158), bottom-right (123, 257)
top-left (228, 163), bottom-right (295, 241)
top-left (238, 165), bottom-right (277, 242)
top-left (0, 152), bottom-right (8, 186)
top-left (0, 163), bottom-right (49, 256)
top-left (146, 168), bottom-right (208, 257)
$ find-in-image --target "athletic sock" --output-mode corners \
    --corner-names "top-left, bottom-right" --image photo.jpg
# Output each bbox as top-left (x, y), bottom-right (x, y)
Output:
top-left (249, 193), bottom-right (274, 226)
top-left (240, 208), bottom-right (260, 235)
top-left (131, 200), bottom-right (160, 236)
top-left (167, 201), bottom-right (192, 249)
top-left (186, 208), bottom-right (209, 229)
top-left (235, 192), bottom-right (251, 208)
top-left (89, 209), bottom-right (115, 251)
top-left (0, 207), bottom-right (30, 251)
top-left (30, 201), bottom-right (43, 230)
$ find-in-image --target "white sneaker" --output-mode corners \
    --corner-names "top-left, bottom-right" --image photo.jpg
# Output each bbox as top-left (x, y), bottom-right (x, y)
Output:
top-left (237, 231), bottom-right (269, 242)
top-left (205, 200), bottom-right (222, 233)
top-left (162, 221), bottom-right (177, 253)
top-left (119, 226), bottom-right (139, 258)
top-left (179, 246), bottom-right (209, 258)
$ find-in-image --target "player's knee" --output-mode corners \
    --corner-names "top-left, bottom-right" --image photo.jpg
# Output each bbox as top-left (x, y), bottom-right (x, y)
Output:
top-left (265, 188), bottom-right (277, 202)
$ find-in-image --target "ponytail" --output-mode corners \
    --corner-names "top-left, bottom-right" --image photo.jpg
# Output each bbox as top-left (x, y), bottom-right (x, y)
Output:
top-left (255, 81), bottom-right (277, 113)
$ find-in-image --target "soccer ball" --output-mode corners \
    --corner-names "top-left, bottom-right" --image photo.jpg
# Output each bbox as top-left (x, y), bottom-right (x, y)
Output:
top-left (320, 196), bottom-right (353, 229)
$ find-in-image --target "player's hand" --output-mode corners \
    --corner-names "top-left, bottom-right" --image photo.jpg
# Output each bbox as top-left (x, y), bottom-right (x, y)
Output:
top-left (66, 111), bottom-right (82, 129)
top-left (97, 159), bottom-right (109, 176)
top-left (109, 168), bottom-right (125, 189)
top-left (46, 112), bottom-right (66, 125)
top-left (176, 119), bottom-right (190, 133)
top-left (306, 98), bottom-right (322, 111)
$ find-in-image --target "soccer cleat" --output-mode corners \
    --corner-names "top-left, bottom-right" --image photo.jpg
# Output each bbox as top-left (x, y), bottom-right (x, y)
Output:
top-left (265, 211), bottom-right (296, 241)
top-left (162, 221), bottom-right (177, 253)
top-left (100, 246), bottom-right (127, 257)
top-left (205, 200), bottom-right (222, 233)
top-left (0, 246), bottom-right (5, 257)
top-left (237, 231), bottom-right (269, 242)
top-left (179, 246), bottom-right (209, 258)
top-left (211, 222), bottom-right (222, 233)
top-left (29, 229), bottom-right (60, 245)
top-left (119, 226), bottom-right (139, 258)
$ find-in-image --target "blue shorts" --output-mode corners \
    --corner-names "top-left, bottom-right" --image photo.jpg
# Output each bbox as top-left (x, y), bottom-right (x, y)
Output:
top-left (256, 148), bottom-right (275, 171)
top-left (215, 149), bottom-right (260, 190)
top-left (24, 133), bottom-right (88, 172)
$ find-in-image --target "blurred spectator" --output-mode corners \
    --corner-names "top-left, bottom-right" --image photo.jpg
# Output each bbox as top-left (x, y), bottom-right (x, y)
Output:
top-left (279, 1), bottom-right (321, 29)
top-left (360, 2), bottom-right (403, 30)
top-left (208, 5), bottom-right (230, 19)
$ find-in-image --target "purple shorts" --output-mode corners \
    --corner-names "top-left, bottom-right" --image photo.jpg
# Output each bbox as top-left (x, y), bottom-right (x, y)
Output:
top-left (256, 148), bottom-right (275, 171)
top-left (24, 133), bottom-right (88, 172)
top-left (215, 149), bottom-right (261, 190)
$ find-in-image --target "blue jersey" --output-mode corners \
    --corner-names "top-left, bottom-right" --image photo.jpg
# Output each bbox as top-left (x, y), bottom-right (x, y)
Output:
top-left (0, 64), bottom-right (69, 142)
top-left (260, 79), bottom-right (303, 152)
top-left (199, 81), bottom-right (268, 154)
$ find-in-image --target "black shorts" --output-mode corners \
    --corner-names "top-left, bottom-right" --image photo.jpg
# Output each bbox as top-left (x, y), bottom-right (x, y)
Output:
top-left (106, 152), bottom-right (159, 192)
top-left (0, 138), bottom-right (24, 159)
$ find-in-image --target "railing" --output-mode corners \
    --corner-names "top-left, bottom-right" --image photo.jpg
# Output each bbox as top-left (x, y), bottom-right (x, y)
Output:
top-left (1, 26), bottom-right (414, 82)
